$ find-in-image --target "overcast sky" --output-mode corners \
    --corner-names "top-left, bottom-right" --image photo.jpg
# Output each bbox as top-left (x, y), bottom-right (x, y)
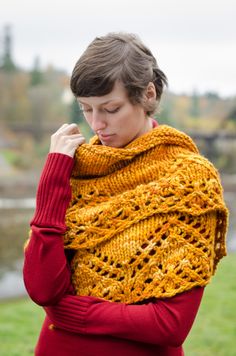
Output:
top-left (1, 0), bottom-right (235, 96)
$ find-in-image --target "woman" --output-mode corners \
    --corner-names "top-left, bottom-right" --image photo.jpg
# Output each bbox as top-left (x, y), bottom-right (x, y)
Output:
top-left (23, 33), bottom-right (228, 356)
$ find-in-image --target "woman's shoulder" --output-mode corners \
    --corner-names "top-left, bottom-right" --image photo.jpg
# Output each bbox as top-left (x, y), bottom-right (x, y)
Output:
top-left (178, 151), bottom-right (219, 175)
top-left (172, 152), bottom-right (222, 191)
top-left (155, 125), bottom-right (220, 180)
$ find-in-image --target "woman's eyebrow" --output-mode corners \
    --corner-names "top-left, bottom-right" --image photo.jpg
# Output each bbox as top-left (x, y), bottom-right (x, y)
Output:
top-left (78, 99), bottom-right (121, 106)
top-left (78, 100), bottom-right (90, 105)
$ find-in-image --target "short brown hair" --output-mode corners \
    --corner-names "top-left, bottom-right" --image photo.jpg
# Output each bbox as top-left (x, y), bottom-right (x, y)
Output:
top-left (70, 32), bottom-right (168, 116)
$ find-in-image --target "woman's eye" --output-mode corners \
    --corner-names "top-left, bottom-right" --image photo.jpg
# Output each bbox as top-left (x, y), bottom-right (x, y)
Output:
top-left (82, 108), bottom-right (92, 113)
top-left (105, 107), bottom-right (120, 114)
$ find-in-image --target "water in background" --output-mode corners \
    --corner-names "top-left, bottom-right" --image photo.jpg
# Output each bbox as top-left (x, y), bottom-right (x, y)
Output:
top-left (0, 202), bottom-right (34, 299)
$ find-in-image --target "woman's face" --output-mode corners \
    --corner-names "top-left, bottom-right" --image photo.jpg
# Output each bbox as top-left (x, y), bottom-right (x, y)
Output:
top-left (77, 81), bottom-right (153, 148)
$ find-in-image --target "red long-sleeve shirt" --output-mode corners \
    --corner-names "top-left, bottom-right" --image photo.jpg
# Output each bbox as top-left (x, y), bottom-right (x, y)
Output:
top-left (23, 153), bottom-right (204, 356)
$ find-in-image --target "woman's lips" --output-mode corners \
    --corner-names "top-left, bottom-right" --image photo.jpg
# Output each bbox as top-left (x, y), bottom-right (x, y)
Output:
top-left (99, 134), bottom-right (115, 141)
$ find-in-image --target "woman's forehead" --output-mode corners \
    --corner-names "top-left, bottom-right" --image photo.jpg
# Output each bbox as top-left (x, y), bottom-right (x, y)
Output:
top-left (78, 81), bottom-right (128, 106)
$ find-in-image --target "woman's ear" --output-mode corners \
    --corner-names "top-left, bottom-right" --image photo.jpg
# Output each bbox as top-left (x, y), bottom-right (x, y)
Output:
top-left (144, 82), bottom-right (156, 102)
top-left (142, 82), bottom-right (157, 117)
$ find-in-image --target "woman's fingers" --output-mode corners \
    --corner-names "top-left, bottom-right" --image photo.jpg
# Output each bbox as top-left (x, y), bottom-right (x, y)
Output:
top-left (50, 124), bottom-right (86, 158)
top-left (64, 135), bottom-right (86, 147)
top-left (54, 123), bottom-right (80, 136)
top-left (64, 133), bottom-right (84, 140)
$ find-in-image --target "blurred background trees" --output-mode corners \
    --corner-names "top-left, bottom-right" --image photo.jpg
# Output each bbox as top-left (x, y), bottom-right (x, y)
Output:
top-left (0, 24), bottom-right (236, 174)
top-left (0, 25), bottom-right (92, 172)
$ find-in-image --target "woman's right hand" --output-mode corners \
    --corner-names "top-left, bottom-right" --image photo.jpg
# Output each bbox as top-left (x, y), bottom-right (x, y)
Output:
top-left (49, 123), bottom-right (86, 158)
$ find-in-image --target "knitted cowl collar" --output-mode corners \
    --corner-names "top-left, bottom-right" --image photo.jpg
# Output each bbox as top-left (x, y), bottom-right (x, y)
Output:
top-left (72, 125), bottom-right (199, 178)
top-left (64, 125), bottom-right (228, 303)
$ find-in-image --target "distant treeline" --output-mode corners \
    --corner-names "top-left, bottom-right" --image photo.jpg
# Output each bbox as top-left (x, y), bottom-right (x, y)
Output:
top-left (0, 64), bottom-right (236, 173)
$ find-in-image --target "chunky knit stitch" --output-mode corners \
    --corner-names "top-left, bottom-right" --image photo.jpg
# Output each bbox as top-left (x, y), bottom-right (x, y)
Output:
top-left (64, 125), bottom-right (228, 304)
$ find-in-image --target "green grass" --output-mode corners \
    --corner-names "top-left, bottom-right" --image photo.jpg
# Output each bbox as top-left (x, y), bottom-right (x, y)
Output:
top-left (0, 297), bottom-right (44, 356)
top-left (0, 254), bottom-right (235, 356)
top-left (184, 253), bottom-right (236, 355)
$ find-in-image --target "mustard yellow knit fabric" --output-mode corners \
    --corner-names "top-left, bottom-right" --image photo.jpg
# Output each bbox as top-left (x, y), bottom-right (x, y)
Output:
top-left (64, 125), bottom-right (228, 304)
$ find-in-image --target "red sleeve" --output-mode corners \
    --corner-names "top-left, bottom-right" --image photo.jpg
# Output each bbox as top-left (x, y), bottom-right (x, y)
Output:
top-left (45, 287), bottom-right (204, 347)
top-left (23, 153), bottom-right (75, 306)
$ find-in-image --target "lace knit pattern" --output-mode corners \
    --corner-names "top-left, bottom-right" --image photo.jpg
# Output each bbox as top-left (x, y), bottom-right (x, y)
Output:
top-left (64, 125), bottom-right (228, 304)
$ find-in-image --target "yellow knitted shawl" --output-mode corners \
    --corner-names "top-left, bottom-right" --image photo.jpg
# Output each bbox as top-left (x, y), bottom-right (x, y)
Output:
top-left (64, 125), bottom-right (228, 304)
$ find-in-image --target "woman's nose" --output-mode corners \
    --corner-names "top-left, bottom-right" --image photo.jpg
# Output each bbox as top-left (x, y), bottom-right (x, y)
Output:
top-left (90, 111), bottom-right (107, 132)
